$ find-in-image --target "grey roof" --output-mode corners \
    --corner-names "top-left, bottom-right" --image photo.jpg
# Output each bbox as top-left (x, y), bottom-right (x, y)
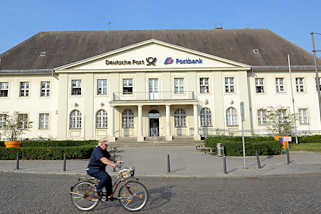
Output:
top-left (0, 29), bottom-right (317, 70)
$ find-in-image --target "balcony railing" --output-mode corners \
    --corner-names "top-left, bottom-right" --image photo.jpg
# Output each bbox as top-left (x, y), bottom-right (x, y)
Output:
top-left (113, 91), bottom-right (196, 101)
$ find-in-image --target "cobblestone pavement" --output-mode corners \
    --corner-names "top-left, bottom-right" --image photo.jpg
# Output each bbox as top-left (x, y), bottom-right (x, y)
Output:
top-left (0, 172), bottom-right (321, 214)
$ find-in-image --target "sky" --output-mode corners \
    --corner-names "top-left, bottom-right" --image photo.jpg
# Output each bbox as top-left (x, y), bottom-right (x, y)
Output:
top-left (1, 0), bottom-right (321, 54)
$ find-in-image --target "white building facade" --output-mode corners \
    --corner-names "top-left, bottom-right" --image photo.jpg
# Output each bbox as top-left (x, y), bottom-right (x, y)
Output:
top-left (0, 30), bottom-right (320, 142)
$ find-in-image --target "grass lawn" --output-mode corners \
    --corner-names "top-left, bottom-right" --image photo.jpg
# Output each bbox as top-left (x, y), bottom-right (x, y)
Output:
top-left (291, 143), bottom-right (321, 152)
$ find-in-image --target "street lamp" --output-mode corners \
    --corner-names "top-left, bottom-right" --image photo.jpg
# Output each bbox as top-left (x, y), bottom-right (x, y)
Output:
top-left (310, 32), bottom-right (321, 123)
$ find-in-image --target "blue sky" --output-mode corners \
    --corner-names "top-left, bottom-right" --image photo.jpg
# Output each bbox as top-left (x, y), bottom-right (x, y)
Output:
top-left (1, 0), bottom-right (321, 54)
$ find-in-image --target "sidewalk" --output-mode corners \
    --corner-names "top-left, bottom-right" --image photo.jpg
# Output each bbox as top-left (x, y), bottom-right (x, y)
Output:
top-left (0, 146), bottom-right (320, 177)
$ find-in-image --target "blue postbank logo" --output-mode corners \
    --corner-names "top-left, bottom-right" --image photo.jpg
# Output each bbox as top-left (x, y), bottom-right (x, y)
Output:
top-left (164, 57), bottom-right (202, 65)
top-left (164, 57), bottom-right (174, 64)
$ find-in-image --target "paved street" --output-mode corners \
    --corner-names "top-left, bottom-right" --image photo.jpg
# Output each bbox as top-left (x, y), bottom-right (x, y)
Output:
top-left (0, 172), bottom-right (321, 214)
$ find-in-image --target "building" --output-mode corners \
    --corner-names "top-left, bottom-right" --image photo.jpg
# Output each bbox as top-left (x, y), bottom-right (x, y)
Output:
top-left (0, 29), bottom-right (320, 142)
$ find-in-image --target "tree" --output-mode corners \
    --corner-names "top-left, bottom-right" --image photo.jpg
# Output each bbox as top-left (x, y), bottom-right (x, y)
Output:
top-left (265, 106), bottom-right (296, 135)
top-left (3, 112), bottom-right (33, 141)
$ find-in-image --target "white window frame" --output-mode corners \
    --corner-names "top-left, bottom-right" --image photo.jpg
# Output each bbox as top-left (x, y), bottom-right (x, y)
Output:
top-left (71, 80), bottom-right (81, 95)
top-left (0, 114), bottom-right (7, 129)
top-left (97, 79), bottom-right (107, 95)
top-left (257, 109), bottom-right (267, 125)
top-left (174, 78), bottom-right (184, 94)
top-left (39, 113), bottom-right (49, 129)
top-left (226, 107), bottom-right (237, 126)
top-left (174, 108), bottom-right (186, 127)
top-left (276, 78), bottom-right (285, 93)
top-left (200, 107), bottom-right (212, 127)
top-left (122, 109), bottom-right (134, 128)
top-left (40, 81), bottom-right (50, 97)
top-left (299, 108), bottom-right (309, 125)
top-left (20, 82), bottom-right (30, 97)
top-left (18, 114), bottom-right (28, 129)
top-left (96, 109), bottom-right (108, 128)
top-left (296, 78), bottom-right (304, 93)
top-left (225, 77), bottom-right (234, 93)
top-left (0, 82), bottom-right (9, 97)
top-left (123, 79), bottom-right (133, 95)
top-left (255, 78), bottom-right (264, 93)
top-left (69, 110), bottom-right (82, 129)
top-left (200, 78), bottom-right (209, 94)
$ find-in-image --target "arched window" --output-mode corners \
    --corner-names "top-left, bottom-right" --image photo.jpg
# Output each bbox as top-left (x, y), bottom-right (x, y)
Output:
top-left (226, 107), bottom-right (237, 126)
top-left (174, 108), bottom-right (186, 127)
top-left (70, 110), bottom-right (81, 129)
top-left (122, 109), bottom-right (134, 128)
top-left (200, 107), bottom-right (212, 127)
top-left (96, 109), bottom-right (107, 128)
top-left (257, 109), bottom-right (267, 125)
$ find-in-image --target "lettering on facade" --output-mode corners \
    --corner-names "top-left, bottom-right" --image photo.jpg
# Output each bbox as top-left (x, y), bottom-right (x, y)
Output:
top-left (105, 57), bottom-right (157, 66)
top-left (164, 57), bottom-right (203, 65)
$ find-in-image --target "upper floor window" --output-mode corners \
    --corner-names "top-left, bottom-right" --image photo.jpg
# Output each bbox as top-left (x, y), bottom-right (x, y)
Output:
top-left (200, 107), bottom-right (212, 127)
top-left (255, 78), bottom-right (264, 93)
top-left (0, 114), bottom-right (7, 129)
top-left (96, 109), bottom-right (108, 128)
top-left (225, 77), bottom-right (234, 93)
top-left (226, 107), bottom-right (237, 126)
top-left (123, 79), bottom-right (133, 95)
top-left (39, 113), bottom-right (49, 129)
top-left (71, 80), bottom-right (81, 95)
top-left (40, 81), bottom-right (50, 97)
top-left (0, 82), bottom-right (8, 97)
top-left (17, 114), bottom-right (29, 129)
top-left (257, 109), bottom-right (267, 125)
top-left (174, 108), bottom-right (186, 127)
top-left (200, 78), bottom-right (209, 94)
top-left (174, 78), bottom-right (184, 94)
top-left (275, 78), bottom-right (284, 93)
top-left (20, 82), bottom-right (30, 97)
top-left (97, 79), bottom-right (107, 95)
top-left (122, 109), bottom-right (134, 128)
top-left (69, 110), bottom-right (81, 129)
top-left (299, 108), bottom-right (308, 124)
top-left (296, 78), bottom-right (304, 93)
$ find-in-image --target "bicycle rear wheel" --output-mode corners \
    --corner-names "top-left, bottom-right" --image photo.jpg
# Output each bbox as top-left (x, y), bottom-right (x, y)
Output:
top-left (70, 181), bottom-right (99, 211)
top-left (118, 180), bottom-right (149, 212)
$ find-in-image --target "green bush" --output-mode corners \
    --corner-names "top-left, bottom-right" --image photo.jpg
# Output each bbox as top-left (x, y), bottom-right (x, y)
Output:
top-left (0, 141), bottom-right (4, 147)
top-left (21, 140), bottom-right (98, 147)
top-left (204, 136), bottom-right (282, 156)
top-left (298, 135), bottom-right (321, 144)
top-left (0, 145), bottom-right (96, 160)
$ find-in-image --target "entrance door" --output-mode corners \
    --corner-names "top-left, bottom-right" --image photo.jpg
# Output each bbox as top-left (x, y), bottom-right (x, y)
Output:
top-left (149, 78), bottom-right (159, 100)
top-left (149, 118), bottom-right (159, 137)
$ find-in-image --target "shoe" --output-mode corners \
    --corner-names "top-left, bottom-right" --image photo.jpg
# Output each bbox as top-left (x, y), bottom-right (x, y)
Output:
top-left (96, 191), bottom-right (103, 199)
top-left (107, 195), bottom-right (116, 201)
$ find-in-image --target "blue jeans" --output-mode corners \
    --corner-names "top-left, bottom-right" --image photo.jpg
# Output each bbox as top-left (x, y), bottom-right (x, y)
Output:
top-left (87, 168), bottom-right (112, 196)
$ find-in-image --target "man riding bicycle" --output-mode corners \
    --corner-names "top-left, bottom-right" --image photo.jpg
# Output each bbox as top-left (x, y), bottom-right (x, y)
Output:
top-left (87, 139), bottom-right (121, 200)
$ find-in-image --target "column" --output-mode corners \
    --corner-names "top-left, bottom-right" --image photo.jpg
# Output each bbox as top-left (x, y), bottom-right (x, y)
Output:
top-left (137, 105), bottom-right (144, 142)
top-left (193, 104), bottom-right (201, 140)
top-left (108, 106), bottom-right (116, 142)
top-left (166, 104), bottom-right (172, 141)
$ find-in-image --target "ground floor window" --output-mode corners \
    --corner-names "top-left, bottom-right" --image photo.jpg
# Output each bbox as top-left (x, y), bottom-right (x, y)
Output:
top-left (122, 109), bottom-right (134, 128)
top-left (174, 108), bottom-right (186, 127)
top-left (226, 107), bottom-right (237, 126)
top-left (96, 109), bottom-right (107, 128)
top-left (200, 107), bottom-right (212, 127)
top-left (39, 113), bottom-right (49, 129)
top-left (70, 110), bottom-right (81, 129)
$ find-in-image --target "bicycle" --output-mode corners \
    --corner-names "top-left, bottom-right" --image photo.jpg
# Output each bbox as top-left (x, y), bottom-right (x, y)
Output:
top-left (70, 162), bottom-right (149, 212)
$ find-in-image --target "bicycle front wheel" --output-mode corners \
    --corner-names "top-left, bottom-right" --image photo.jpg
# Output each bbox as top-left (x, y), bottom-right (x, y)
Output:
top-left (118, 180), bottom-right (149, 212)
top-left (70, 181), bottom-right (99, 211)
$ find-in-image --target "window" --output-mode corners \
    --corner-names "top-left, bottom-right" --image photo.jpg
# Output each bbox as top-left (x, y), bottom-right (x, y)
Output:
top-left (174, 78), bottom-right (184, 94)
top-left (276, 78), bottom-right (284, 93)
top-left (20, 82), bottom-right (30, 97)
top-left (200, 78), bottom-right (209, 94)
top-left (255, 78), bottom-right (264, 93)
top-left (257, 109), bottom-right (267, 125)
top-left (39, 113), bottom-right (49, 129)
top-left (0, 114), bottom-right (7, 129)
top-left (96, 110), bottom-right (107, 128)
top-left (71, 80), bottom-right (81, 95)
top-left (122, 109), bottom-right (134, 128)
top-left (40, 81), bottom-right (50, 97)
top-left (299, 109), bottom-right (308, 124)
top-left (123, 79), bottom-right (133, 94)
top-left (225, 77), bottom-right (234, 93)
top-left (97, 79), bottom-right (107, 95)
top-left (278, 109), bottom-right (287, 124)
top-left (0, 82), bottom-right (8, 97)
top-left (226, 107), bottom-right (237, 126)
top-left (296, 78), bottom-right (304, 93)
top-left (17, 114), bottom-right (28, 129)
top-left (174, 109), bottom-right (186, 127)
top-left (200, 107), bottom-right (212, 127)
top-left (69, 110), bottom-right (81, 129)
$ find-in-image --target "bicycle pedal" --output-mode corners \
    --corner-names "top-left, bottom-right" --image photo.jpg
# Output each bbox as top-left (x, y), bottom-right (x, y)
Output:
top-left (101, 196), bottom-right (107, 202)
